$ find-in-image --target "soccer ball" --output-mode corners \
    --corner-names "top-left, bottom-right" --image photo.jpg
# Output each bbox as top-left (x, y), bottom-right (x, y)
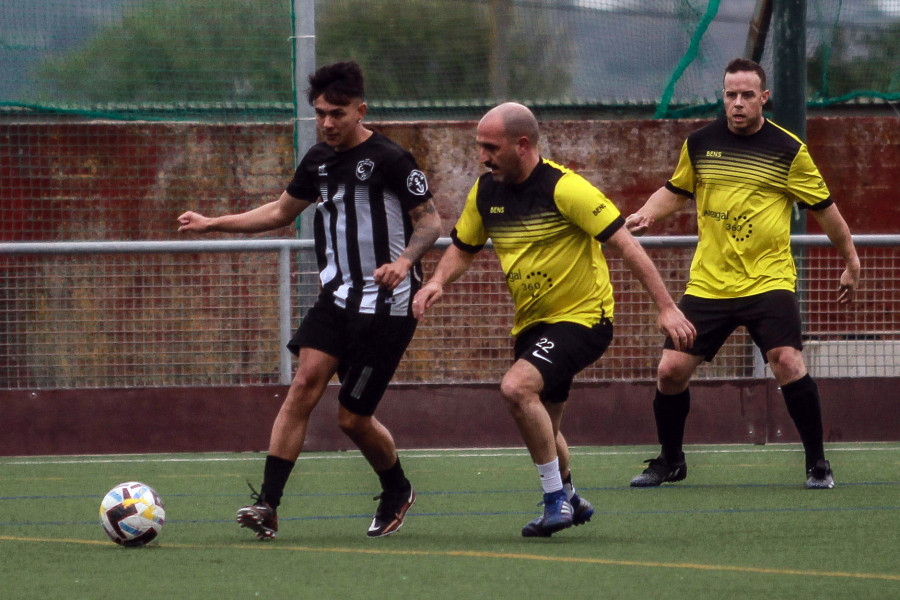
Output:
top-left (99, 481), bottom-right (166, 547)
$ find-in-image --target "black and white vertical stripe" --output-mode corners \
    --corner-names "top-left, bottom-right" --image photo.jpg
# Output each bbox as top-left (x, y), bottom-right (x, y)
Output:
top-left (314, 181), bottom-right (416, 316)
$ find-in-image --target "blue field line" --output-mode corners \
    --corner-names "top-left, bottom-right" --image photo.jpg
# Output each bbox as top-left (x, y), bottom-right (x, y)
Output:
top-left (2, 479), bottom-right (899, 503)
top-left (3, 503), bottom-right (900, 530)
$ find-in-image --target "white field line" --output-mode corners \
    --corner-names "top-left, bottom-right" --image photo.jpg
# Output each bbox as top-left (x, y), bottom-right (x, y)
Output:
top-left (2, 444), bottom-right (897, 466)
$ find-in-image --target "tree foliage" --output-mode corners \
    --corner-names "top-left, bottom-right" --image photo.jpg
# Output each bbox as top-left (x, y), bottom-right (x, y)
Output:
top-left (317, 0), bottom-right (572, 102)
top-left (36, 0), bottom-right (292, 104)
top-left (35, 0), bottom-right (572, 106)
top-left (807, 22), bottom-right (900, 100)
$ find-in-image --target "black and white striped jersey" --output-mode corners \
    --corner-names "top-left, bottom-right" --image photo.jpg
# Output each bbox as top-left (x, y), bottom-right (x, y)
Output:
top-left (286, 132), bottom-right (432, 316)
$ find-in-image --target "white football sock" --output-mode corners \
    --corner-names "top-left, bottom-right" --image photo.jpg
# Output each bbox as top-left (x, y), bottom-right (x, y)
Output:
top-left (535, 458), bottom-right (563, 494)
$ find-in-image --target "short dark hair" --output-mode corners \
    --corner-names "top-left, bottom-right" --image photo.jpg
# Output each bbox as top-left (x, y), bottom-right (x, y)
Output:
top-left (724, 58), bottom-right (767, 90)
top-left (307, 61), bottom-right (365, 106)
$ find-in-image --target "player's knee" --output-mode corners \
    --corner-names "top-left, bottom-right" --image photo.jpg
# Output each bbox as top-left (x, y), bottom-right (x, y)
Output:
top-left (766, 347), bottom-right (806, 382)
top-left (282, 375), bottom-right (326, 416)
top-left (289, 368), bottom-right (328, 397)
top-left (501, 380), bottom-right (544, 423)
top-left (337, 410), bottom-right (370, 437)
top-left (657, 361), bottom-right (692, 392)
top-left (500, 371), bottom-right (529, 401)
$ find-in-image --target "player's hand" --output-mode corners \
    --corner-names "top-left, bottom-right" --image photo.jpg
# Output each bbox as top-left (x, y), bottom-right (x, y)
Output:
top-left (658, 305), bottom-right (696, 352)
top-left (625, 213), bottom-right (653, 236)
top-left (837, 266), bottom-right (859, 304)
top-left (177, 211), bottom-right (210, 233)
top-left (373, 257), bottom-right (412, 291)
top-left (412, 281), bottom-right (443, 320)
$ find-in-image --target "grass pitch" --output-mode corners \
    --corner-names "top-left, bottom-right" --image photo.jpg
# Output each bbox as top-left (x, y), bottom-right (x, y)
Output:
top-left (1, 443), bottom-right (898, 599)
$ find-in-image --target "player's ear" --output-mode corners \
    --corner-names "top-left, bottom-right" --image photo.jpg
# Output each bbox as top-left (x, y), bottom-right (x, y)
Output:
top-left (516, 136), bottom-right (531, 153)
top-left (356, 101), bottom-right (368, 122)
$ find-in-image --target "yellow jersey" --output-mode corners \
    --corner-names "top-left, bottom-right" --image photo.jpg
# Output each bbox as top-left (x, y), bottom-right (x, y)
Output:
top-left (452, 159), bottom-right (624, 336)
top-left (667, 117), bottom-right (833, 298)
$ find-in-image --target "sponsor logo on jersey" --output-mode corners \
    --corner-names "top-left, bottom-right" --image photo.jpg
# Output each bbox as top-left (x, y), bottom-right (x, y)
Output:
top-left (356, 159), bottom-right (375, 181)
top-left (407, 170), bottom-right (429, 196)
top-left (523, 271), bottom-right (552, 296)
top-left (702, 209), bottom-right (729, 222)
top-left (726, 214), bottom-right (753, 242)
top-left (592, 202), bottom-right (607, 216)
top-left (490, 206), bottom-right (505, 214)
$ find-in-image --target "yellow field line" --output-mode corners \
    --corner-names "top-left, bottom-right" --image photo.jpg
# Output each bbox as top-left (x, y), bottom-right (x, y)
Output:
top-left (1, 535), bottom-right (897, 582)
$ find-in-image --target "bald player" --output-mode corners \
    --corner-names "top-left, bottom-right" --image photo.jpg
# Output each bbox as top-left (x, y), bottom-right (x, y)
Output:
top-left (413, 102), bottom-right (695, 537)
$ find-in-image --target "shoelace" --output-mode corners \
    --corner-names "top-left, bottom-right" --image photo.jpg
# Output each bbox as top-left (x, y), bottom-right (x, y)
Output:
top-left (372, 493), bottom-right (392, 520)
top-left (372, 489), bottom-right (407, 519)
top-left (246, 480), bottom-right (263, 503)
top-left (536, 496), bottom-right (577, 508)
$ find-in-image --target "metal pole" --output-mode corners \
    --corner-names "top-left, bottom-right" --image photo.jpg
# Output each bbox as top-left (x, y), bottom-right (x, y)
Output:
top-left (289, 0), bottom-right (319, 366)
top-left (772, 0), bottom-right (807, 141)
top-left (278, 246), bottom-right (293, 385)
top-left (772, 0), bottom-right (808, 316)
top-left (293, 0), bottom-right (317, 241)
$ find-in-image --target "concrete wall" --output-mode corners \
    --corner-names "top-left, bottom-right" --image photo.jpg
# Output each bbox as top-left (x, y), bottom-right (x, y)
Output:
top-left (1, 378), bottom-right (895, 456)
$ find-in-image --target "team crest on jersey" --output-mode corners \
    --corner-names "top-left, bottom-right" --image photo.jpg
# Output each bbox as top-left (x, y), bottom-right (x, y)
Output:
top-left (356, 159), bottom-right (375, 181)
top-left (318, 164), bottom-right (327, 176)
top-left (407, 170), bottom-right (428, 196)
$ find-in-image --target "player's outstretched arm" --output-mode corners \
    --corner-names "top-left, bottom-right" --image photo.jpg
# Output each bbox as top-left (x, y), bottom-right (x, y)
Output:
top-left (625, 186), bottom-right (688, 236)
top-left (177, 191), bottom-right (310, 235)
top-left (412, 244), bottom-right (476, 321)
top-left (810, 203), bottom-right (861, 304)
top-left (374, 199), bottom-right (442, 290)
top-left (605, 226), bottom-right (696, 351)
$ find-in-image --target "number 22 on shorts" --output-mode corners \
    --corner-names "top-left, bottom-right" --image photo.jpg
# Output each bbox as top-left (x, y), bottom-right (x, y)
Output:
top-left (532, 337), bottom-right (554, 364)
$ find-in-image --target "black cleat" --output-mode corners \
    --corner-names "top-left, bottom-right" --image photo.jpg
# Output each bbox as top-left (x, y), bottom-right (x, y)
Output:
top-left (367, 485), bottom-right (416, 538)
top-left (630, 456), bottom-right (687, 487)
top-left (806, 459), bottom-right (835, 489)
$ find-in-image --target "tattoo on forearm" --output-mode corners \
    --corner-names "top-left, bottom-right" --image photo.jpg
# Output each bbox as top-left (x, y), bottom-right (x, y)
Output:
top-left (402, 201), bottom-right (441, 264)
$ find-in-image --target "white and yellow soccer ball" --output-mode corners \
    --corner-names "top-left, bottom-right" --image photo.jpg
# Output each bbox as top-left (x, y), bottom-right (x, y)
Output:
top-left (99, 481), bottom-right (166, 547)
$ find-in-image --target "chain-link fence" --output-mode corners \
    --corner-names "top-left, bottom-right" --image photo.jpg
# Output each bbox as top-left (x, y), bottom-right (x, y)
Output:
top-left (2, 1), bottom-right (897, 392)
top-left (2, 236), bottom-right (896, 390)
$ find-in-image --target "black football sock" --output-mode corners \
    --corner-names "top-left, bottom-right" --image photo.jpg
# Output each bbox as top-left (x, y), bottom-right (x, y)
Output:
top-left (654, 388), bottom-right (690, 463)
top-left (781, 374), bottom-right (825, 470)
top-left (260, 454), bottom-right (295, 510)
top-left (377, 458), bottom-right (409, 492)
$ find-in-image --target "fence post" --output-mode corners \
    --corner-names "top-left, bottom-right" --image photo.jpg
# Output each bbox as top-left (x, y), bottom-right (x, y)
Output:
top-left (278, 245), bottom-right (293, 385)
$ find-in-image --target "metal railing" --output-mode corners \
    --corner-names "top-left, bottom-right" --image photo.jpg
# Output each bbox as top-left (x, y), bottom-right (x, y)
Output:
top-left (1, 235), bottom-right (897, 389)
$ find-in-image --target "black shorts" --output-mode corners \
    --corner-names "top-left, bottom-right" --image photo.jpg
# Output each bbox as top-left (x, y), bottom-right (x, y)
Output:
top-left (664, 290), bottom-right (803, 362)
top-left (514, 319), bottom-right (613, 404)
top-left (287, 299), bottom-right (417, 417)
